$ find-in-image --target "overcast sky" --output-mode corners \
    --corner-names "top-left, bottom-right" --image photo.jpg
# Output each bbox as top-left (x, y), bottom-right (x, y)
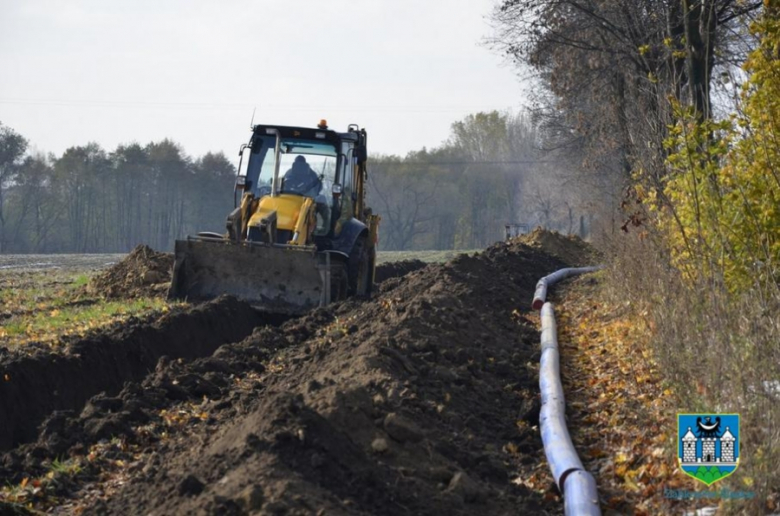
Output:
top-left (0, 0), bottom-right (527, 162)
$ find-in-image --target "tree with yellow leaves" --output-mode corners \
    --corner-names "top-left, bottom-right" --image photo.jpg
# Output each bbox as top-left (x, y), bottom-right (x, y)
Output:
top-left (662, 0), bottom-right (780, 291)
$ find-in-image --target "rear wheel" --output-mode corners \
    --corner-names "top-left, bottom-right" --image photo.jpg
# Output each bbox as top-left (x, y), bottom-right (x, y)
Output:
top-left (348, 237), bottom-right (371, 297)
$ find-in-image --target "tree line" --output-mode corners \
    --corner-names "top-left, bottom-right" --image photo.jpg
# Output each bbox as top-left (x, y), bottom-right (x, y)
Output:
top-left (1, 112), bottom-right (599, 254)
top-left (368, 110), bottom-right (601, 251)
top-left (0, 126), bottom-right (236, 253)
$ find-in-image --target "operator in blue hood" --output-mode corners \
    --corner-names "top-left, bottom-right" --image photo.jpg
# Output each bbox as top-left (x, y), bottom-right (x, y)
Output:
top-left (282, 155), bottom-right (322, 197)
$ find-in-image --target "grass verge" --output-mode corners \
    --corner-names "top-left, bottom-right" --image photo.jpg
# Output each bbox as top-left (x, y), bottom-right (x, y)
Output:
top-left (0, 270), bottom-right (174, 349)
top-left (598, 232), bottom-right (779, 514)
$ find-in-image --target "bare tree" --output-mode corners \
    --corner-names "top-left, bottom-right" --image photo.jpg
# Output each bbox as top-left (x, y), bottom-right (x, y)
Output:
top-left (368, 159), bottom-right (440, 251)
top-left (489, 0), bottom-right (763, 204)
top-left (0, 123), bottom-right (28, 252)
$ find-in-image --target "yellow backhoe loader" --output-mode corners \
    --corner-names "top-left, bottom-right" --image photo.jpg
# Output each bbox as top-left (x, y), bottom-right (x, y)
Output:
top-left (168, 121), bottom-right (380, 314)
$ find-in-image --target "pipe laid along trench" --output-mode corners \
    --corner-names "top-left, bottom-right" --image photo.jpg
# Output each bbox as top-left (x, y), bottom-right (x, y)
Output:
top-left (534, 267), bottom-right (603, 516)
top-left (533, 266), bottom-right (603, 310)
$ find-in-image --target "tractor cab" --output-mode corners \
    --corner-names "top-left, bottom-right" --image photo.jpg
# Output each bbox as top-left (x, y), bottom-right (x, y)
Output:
top-left (234, 122), bottom-right (367, 247)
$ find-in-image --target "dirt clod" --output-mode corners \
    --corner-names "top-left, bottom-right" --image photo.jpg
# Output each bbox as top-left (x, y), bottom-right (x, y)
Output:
top-left (88, 245), bottom-right (173, 298)
top-left (237, 484), bottom-right (265, 511)
top-left (383, 412), bottom-right (424, 443)
top-left (178, 474), bottom-right (205, 496)
top-left (371, 436), bottom-right (390, 454)
top-left (447, 471), bottom-right (485, 503)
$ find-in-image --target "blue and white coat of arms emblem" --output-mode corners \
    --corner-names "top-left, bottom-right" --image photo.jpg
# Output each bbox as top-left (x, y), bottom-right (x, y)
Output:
top-left (678, 413), bottom-right (740, 486)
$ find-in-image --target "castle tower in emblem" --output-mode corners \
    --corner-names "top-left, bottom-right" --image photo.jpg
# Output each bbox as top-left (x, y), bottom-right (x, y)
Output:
top-left (682, 427), bottom-right (697, 462)
top-left (702, 436), bottom-right (716, 462)
top-left (720, 427), bottom-right (735, 462)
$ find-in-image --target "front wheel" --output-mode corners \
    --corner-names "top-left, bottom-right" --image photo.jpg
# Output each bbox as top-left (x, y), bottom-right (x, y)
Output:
top-left (348, 237), bottom-right (371, 297)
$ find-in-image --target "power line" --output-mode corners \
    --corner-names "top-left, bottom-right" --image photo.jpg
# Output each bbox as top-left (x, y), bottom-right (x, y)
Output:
top-left (0, 98), bottom-right (514, 114)
top-left (378, 160), bottom-right (564, 165)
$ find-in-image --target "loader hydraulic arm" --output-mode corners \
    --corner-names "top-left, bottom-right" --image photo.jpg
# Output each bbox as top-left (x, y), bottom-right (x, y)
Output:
top-left (353, 128), bottom-right (368, 221)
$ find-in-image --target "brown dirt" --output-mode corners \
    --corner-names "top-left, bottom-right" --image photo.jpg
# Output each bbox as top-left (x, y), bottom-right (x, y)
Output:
top-left (373, 259), bottom-right (428, 284)
top-left (87, 245), bottom-right (173, 298)
top-left (0, 297), bottom-right (271, 452)
top-left (0, 238), bottom-right (593, 515)
top-left (515, 227), bottom-right (596, 267)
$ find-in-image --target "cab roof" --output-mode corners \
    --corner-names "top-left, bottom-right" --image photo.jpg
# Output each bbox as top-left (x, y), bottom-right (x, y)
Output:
top-left (252, 124), bottom-right (358, 143)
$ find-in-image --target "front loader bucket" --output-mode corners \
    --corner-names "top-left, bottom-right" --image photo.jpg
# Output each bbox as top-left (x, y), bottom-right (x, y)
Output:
top-left (168, 238), bottom-right (327, 315)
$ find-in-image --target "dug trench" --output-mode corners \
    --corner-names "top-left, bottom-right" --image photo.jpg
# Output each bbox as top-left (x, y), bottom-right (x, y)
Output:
top-left (1, 230), bottom-right (592, 515)
top-left (0, 298), bottom-right (280, 451)
top-left (0, 250), bottom-right (426, 454)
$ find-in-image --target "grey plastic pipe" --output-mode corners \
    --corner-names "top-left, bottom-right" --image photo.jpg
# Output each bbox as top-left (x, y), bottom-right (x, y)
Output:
top-left (536, 267), bottom-right (603, 516)
top-left (533, 266), bottom-right (603, 310)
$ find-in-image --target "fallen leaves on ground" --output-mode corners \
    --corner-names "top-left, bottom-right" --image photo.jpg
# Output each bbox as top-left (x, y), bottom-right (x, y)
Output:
top-left (554, 276), bottom-right (698, 515)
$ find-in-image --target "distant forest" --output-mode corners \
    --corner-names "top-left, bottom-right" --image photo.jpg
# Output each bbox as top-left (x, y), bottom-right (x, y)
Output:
top-left (0, 127), bottom-right (236, 254)
top-left (0, 113), bottom-right (603, 254)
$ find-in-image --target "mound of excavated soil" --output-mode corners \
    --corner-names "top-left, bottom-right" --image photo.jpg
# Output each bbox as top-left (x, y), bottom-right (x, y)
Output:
top-left (373, 259), bottom-right (427, 283)
top-left (0, 297), bottom-right (268, 452)
top-left (88, 245), bottom-right (173, 298)
top-left (2, 239), bottom-right (581, 515)
top-left (515, 227), bottom-right (595, 267)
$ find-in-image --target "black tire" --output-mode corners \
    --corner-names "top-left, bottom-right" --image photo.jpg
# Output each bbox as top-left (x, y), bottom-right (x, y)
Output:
top-left (347, 236), bottom-right (371, 297)
top-left (330, 261), bottom-right (349, 302)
